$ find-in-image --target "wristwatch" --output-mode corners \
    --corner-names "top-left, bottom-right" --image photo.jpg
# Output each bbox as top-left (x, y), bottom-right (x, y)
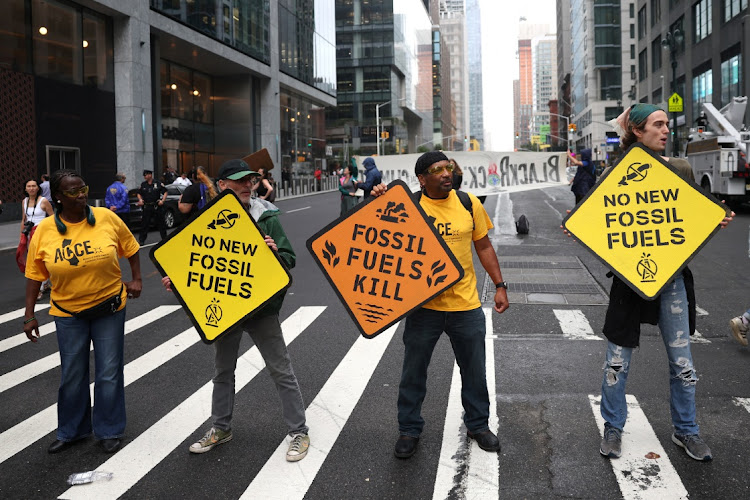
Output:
top-left (495, 281), bottom-right (508, 290)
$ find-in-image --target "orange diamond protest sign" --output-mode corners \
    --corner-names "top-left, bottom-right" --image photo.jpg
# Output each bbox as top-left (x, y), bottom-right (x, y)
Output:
top-left (150, 191), bottom-right (292, 344)
top-left (307, 180), bottom-right (464, 338)
top-left (563, 144), bottom-right (728, 299)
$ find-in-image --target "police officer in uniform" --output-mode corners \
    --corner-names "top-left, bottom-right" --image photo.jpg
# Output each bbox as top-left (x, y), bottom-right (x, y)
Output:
top-left (137, 169), bottom-right (168, 245)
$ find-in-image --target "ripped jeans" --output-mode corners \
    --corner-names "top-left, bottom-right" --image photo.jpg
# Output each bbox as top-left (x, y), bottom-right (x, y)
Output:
top-left (600, 276), bottom-right (700, 435)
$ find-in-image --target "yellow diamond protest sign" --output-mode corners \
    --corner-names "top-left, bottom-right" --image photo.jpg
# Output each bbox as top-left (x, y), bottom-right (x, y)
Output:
top-left (563, 144), bottom-right (728, 299)
top-left (307, 180), bottom-right (464, 338)
top-left (150, 191), bottom-right (292, 343)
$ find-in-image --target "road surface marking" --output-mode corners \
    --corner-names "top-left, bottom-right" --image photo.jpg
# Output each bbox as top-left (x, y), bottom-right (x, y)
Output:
top-left (57, 306), bottom-right (325, 500)
top-left (0, 321), bottom-right (57, 353)
top-left (553, 309), bottom-right (602, 340)
top-left (589, 395), bottom-right (688, 500)
top-left (0, 306), bottom-right (180, 393)
top-left (285, 206), bottom-right (311, 214)
top-left (239, 321), bottom-right (398, 500)
top-left (0, 303), bottom-right (50, 326)
top-left (0, 325), bottom-right (199, 465)
top-left (733, 397), bottom-right (750, 414)
top-left (433, 308), bottom-right (500, 500)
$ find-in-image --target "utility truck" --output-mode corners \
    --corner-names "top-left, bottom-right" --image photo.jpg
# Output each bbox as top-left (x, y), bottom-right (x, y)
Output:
top-left (686, 96), bottom-right (750, 204)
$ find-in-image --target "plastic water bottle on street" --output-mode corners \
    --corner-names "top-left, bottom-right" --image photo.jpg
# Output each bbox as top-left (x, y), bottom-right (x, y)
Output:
top-left (66, 471), bottom-right (113, 485)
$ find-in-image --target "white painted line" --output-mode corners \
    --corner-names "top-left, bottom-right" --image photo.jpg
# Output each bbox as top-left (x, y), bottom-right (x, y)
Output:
top-left (588, 395), bottom-right (688, 500)
top-left (0, 303), bottom-right (50, 325)
top-left (432, 362), bottom-right (467, 499)
top-left (553, 309), bottom-right (602, 340)
top-left (285, 206), bottom-right (311, 214)
top-left (0, 321), bottom-right (57, 353)
top-left (733, 397), bottom-right (750, 414)
top-left (690, 330), bottom-right (711, 344)
top-left (239, 321), bottom-right (398, 500)
top-left (0, 306), bottom-right (180, 393)
top-left (57, 306), bottom-right (325, 500)
top-left (695, 305), bottom-right (708, 317)
top-left (465, 309), bottom-right (500, 497)
top-left (0, 325), bottom-right (198, 465)
top-left (433, 309), bottom-right (500, 499)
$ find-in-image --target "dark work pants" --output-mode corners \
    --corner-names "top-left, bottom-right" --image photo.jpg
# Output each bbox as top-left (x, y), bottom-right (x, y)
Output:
top-left (139, 204), bottom-right (166, 243)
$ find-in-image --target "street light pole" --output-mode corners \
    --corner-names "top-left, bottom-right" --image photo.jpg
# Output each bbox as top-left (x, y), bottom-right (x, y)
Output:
top-left (376, 98), bottom-right (407, 156)
top-left (662, 27), bottom-right (684, 157)
top-left (281, 105), bottom-right (300, 167)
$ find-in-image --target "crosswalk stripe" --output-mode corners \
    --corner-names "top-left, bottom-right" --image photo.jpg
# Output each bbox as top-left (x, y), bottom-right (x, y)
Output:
top-left (0, 321), bottom-right (57, 353)
top-left (239, 321), bottom-right (398, 500)
top-left (733, 397), bottom-right (750, 414)
top-left (56, 306), bottom-right (326, 500)
top-left (553, 309), bottom-right (602, 340)
top-left (0, 303), bottom-right (50, 326)
top-left (0, 306), bottom-right (181, 394)
top-left (0, 326), bottom-right (198, 465)
top-left (588, 395), bottom-right (688, 499)
top-left (433, 308), bottom-right (500, 499)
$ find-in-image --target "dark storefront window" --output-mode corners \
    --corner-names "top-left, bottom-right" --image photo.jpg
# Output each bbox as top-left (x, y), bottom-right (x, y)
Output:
top-left (160, 60), bottom-right (215, 175)
top-left (150, 0), bottom-right (269, 64)
top-left (0, 0), bottom-right (29, 72)
top-left (32, 0), bottom-right (82, 85)
top-left (0, 0), bottom-right (113, 89)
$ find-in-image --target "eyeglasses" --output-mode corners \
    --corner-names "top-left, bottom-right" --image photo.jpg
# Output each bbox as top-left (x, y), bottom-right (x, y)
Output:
top-left (425, 162), bottom-right (455, 175)
top-left (61, 185), bottom-right (89, 198)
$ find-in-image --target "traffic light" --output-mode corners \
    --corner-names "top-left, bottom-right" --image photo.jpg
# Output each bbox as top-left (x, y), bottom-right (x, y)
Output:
top-left (568, 123), bottom-right (577, 133)
top-left (380, 131), bottom-right (390, 139)
top-left (464, 136), bottom-right (468, 143)
top-left (515, 132), bottom-right (519, 139)
top-left (307, 140), bottom-right (312, 147)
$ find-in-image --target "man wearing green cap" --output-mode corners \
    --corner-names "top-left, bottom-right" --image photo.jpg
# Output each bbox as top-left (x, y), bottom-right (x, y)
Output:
top-left (162, 159), bottom-right (310, 462)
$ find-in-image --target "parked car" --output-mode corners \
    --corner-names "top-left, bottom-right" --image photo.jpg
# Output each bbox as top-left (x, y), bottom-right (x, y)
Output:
top-left (127, 183), bottom-right (187, 230)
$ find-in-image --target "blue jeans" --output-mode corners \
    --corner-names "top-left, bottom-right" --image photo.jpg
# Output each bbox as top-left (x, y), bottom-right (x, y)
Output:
top-left (54, 308), bottom-right (127, 441)
top-left (398, 307), bottom-right (489, 437)
top-left (600, 276), bottom-right (699, 435)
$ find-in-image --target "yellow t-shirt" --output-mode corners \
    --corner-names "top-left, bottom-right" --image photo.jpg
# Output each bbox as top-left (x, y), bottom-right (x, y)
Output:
top-left (25, 207), bottom-right (140, 317)
top-left (419, 191), bottom-right (493, 311)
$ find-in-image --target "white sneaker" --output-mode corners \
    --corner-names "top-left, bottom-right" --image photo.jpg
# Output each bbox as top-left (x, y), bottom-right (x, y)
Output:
top-left (286, 433), bottom-right (310, 462)
top-left (188, 427), bottom-right (232, 454)
top-left (729, 317), bottom-right (749, 346)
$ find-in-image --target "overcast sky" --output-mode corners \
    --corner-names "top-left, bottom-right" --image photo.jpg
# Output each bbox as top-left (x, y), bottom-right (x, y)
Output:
top-left (480, 0), bottom-right (557, 150)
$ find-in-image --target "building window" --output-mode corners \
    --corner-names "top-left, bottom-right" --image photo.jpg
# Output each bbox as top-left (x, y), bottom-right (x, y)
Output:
top-left (630, 23), bottom-right (635, 38)
top-left (670, 17), bottom-right (686, 54)
top-left (651, 37), bottom-right (662, 72)
top-left (631, 44), bottom-right (636, 59)
top-left (651, 0), bottom-right (661, 26)
top-left (630, 3), bottom-right (635, 17)
top-left (639, 48), bottom-right (648, 81)
top-left (652, 87), bottom-right (663, 104)
top-left (721, 52), bottom-right (741, 105)
top-left (723, 0), bottom-right (748, 21)
top-left (692, 67), bottom-right (713, 119)
top-left (32, 0), bottom-right (82, 85)
top-left (638, 6), bottom-right (648, 39)
top-left (0, 0), bottom-right (30, 72)
top-left (694, 0), bottom-right (713, 42)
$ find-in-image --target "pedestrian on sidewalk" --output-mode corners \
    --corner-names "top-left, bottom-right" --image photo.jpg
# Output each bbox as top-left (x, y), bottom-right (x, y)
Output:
top-left (23, 169), bottom-right (142, 455)
top-left (105, 173), bottom-right (130, 226)
top-left (17, 179), bottom-right (54, 297)
top-left (136, 169), bottom-right (167, 245)
top-left (162, 159), bottom-right (310, 462)
top-left (360, 157), bottom-right (382, 198)
top-left (370, 151), bottom-right (510, 459)
top-left (568, 148), bottom-right (596, 204)
top-left (40, 174), bottom-right (52, 203)
top-left (595, 104), bottom-right (734, 462)
top-left (338, 164), bottom-right (359, 216)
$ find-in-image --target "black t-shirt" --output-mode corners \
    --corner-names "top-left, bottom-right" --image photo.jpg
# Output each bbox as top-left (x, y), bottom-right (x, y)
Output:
top-left (180, 183), bottom-right (204, 215)
top-left (140, 181), bottom-right (167, 203)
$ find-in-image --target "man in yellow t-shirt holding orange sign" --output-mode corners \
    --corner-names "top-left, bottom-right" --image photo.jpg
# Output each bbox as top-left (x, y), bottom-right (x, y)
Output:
top-left (323, 151), bottom-right (509, 459)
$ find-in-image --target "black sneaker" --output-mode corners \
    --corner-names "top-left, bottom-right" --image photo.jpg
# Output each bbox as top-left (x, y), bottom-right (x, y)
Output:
top-left (394, 435), bottom-right (419, 459)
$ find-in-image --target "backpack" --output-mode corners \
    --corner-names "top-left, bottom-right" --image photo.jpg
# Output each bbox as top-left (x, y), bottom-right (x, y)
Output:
top-left (515, 214), bottom-right (530, 234)
top-left (415, 189), bottom-right (474, 228)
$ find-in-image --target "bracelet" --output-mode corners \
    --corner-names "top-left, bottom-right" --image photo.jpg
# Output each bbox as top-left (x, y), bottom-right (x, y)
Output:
top-left (24, 316), bottom-right (36, 324)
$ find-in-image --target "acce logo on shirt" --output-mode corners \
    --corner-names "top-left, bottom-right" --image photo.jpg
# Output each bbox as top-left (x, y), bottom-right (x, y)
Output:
top-left (54, 238), bottom-right (102, 267)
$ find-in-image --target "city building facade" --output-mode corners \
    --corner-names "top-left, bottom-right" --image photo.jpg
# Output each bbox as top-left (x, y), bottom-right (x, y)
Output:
top-left (532, 34), bottom-right (558, 149)
top-left (326, 0), bottom-right (432, 160)
top-left (439, 4), bottom-right (469, 150)
top-left (466, 0), bottom-right (484, 150)
top-left (0, 0), bottom-right (336, 220)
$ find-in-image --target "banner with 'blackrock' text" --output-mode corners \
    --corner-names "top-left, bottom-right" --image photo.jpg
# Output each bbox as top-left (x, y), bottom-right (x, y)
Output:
top-left (353, 151), bottom-right (567, 196)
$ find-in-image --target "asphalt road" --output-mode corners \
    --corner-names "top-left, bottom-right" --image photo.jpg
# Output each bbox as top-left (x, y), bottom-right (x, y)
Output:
top-left (1, 186), bottom-right (749, 499)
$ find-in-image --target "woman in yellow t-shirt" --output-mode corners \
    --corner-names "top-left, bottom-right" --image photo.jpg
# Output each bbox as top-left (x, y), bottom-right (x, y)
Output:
top-left (22, 169), bottom-right (142, 455)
